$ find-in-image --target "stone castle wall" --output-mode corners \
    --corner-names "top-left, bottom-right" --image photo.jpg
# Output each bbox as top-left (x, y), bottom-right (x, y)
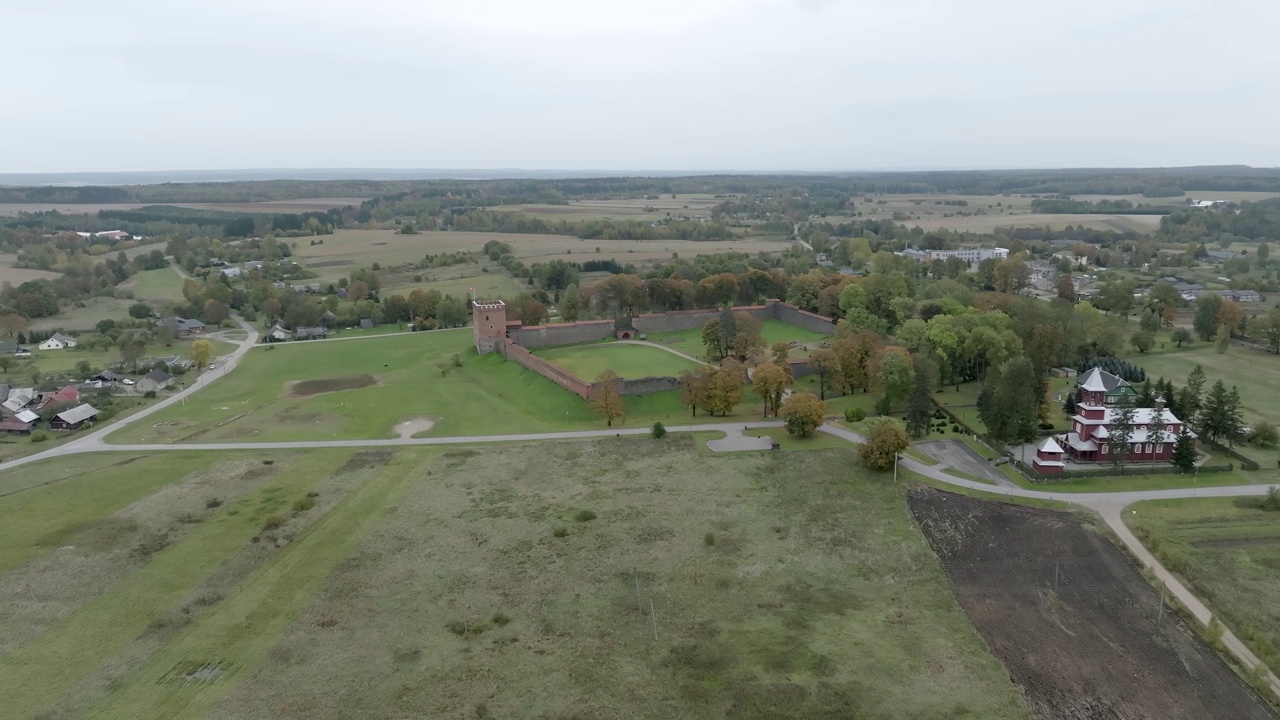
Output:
top-left (484, 298), bottom-right (835, 398)
top-left (500, 340), bottom-right (592, 399)
top-left (508, 319), bottom-right (616, 348)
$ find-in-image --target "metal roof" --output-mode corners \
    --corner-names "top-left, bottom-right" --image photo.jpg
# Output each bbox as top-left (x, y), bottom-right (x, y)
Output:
top-left (54, 404), bottom-right (99, 425)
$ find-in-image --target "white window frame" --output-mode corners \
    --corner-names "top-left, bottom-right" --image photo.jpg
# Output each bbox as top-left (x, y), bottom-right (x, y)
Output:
top-left (1102, 445), bottom-right (1108, 454)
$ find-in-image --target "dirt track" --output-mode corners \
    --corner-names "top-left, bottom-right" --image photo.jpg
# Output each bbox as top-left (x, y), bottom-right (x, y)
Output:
top-left (908, 488), bottom-right (1275, 720)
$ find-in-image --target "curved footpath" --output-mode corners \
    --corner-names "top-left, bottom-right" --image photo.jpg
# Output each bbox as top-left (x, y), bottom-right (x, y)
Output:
top-left (2, 320), bottom-right (1276, 696)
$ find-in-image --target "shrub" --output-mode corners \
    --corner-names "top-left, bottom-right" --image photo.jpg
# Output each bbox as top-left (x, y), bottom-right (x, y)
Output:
top-left (306, 490), bottom-right (319, 498)
top-left (261, 515), bottom-right (285, 531)
top-left (651, 421), bottom-right (667, 439)
top-left (205, 498), bottom-right (223, 509)
top-left (552, 526), bottom-right (569, 538)
top-left (451, 353), bottom-right (462, 368)
top-left (844, 407), bottom-right (866, 423)
top-left (574, 509), bottom-right (597, 522)
top-left (30, 430), bottom-right (50, 443)
top-left (292, 497), bottom-right (316, 512)
top-left (704, 532), bottom-right (716, 546)
top-left (143, 390), bottom-right (157, 398)
top-left (491, 612), bottom-right (511, 627)
top-left (1261, 487), bottom-right (1280, 512)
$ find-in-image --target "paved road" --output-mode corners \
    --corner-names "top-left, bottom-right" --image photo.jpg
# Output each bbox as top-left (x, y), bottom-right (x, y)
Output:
top-left (2, 321), bottom-right (1275, 694)
top-left (915, 439), bottom-right (1015, 487)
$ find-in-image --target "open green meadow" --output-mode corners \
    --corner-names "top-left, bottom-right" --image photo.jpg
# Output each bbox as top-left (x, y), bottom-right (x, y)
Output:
top-left (647, 319), bottom-right (832, 360)
top-left (107, 331), bottom-right (760, 444)
top-left (122, 268), bottom-right (188, 304)
top-left (1127, 495), bottom-right (1280, 674)
top-left (0, 440), bottom-right (1031, 718)
top-left (537, 342), bottom-right (703, 380)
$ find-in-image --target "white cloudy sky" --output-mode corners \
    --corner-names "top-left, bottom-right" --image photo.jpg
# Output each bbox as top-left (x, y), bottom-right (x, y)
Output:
top-left (4, 0), bottom-right (1278, 173)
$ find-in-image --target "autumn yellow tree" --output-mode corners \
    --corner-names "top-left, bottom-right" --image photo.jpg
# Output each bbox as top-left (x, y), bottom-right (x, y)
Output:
top-left (678, 367), bottom-right (712, 417)
top-left (590, 370), bottom-right (625, 426)
top-left (190, 338), bottom-right (214, 369)
top-left (780, 393), bottom-right (826, 436)
top-left (858, 418), bottom-right (911, 470)
top-left (752, 363), bottom-right (791, 417)
top-left (706, 359), bottom-right (745, 416)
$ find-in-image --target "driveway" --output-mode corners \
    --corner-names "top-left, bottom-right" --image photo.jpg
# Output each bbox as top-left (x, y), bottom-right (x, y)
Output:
top-left (916, 439), bottom-right (1014, 487)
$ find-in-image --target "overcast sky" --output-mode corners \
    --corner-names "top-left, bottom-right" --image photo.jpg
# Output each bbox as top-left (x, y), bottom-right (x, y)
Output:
top-left (5, 0), bottom-right (1279, 174)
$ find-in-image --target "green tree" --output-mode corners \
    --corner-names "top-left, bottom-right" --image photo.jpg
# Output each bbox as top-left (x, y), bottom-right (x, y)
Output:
top-left (1171, 327), bottom-right (1192, 347)
top-left (1106, 396), bottom-right (1137, 472)
top-left (437, 295), bottom-right (467, 328)
top-left (128, 302), bottom-right (153, 319)
top-left (1131, 331), bottom-right (1154, 353)
top-left (1171, 428), bottom-right (1198, 473)
top-left (1248, 308), bottom-right (1280, 353)
top-left (560, 284), bottom-right (582, 322)
top-left (701, 318), bottom-right (729, 359)
top-left (1193, 294), bottom-right (1223, 341)
top-left (875, 347), bottom-right (914, 410)
top-left (904, 356), bottom-right (937, 439)
top-left (808, 348), bottom-right (840, 400)
top-left (780, 393), bottom-right (825, 437)
top-left (1214, 323), bottom-right (1230, 354)
top-left (706, 359), bottom-right (745, 416)
top-left (979, 357), bottom-right (1041, 444)
top-left (1251, 420), bottom-right (1278, 448)
top-left (1138, 309), bottom-right (1161, 333)
top-left (1179, 365), bottom-right (1207, 426)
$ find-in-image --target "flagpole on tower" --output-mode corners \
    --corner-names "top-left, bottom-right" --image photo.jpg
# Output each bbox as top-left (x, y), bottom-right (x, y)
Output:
top-left (470, 286), bottom-right (475, 304)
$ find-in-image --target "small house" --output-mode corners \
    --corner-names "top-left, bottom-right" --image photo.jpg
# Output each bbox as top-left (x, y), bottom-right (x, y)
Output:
top-left (1032, 437), bottom-right (1066, 474)
top-left (38, 385), bottom-right (80, 410)
top-left (220, 267), bottom-right (243, 278)
top-left (2, 388), bottom-right (37, 414)
top-left (137, 369), bottom-right (176, 393)
top-left (92, 370), bottom-right (124, 383)
top-left (50, 404), bottom-right (99, 431)
top-left (294, 326), bottom-right (328, 340)
top-left (38, 332), bottom-right (77, 350)
top-left (268, 323), bottom-right (293, 342)
top-left (0, 409), bottom-right (38, 434)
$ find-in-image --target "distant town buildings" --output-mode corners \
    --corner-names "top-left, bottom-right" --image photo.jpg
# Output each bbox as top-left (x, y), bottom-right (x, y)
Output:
top-left (895, 247), bottom-right (1009, 264)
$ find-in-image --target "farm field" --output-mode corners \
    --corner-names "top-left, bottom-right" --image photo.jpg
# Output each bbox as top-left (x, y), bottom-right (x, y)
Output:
top-left (537, 342), bottom-right (703, 380)
top-left (485, 193), bottom-right (723, 222)
top-left (293, 229), bottom-right (794, 274)
top-left (910, 488), bottom-right (1276, 720)
top-left (106, 330), bottom-right (757, 444)
top-left (646, 318), bottom-right (832, 360)
top-left (905, 213), bottom-right (1163, 234)
top-left (0, 198), bottom-right (365, 217)
top-left (142, 439), bottom-right (1027, 719)
top-left (379, 269), bottom-right (526, 302)
top-left (1127, 495), bottom-right (1280, 678)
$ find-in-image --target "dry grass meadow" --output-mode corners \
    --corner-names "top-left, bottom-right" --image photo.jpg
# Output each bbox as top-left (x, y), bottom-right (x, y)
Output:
top-left (0, 439), bottom-right (1036, 719)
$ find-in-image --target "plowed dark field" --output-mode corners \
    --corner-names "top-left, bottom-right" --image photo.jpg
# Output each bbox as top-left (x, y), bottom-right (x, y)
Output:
top-left (908, 488), bottom-right (1275, 720)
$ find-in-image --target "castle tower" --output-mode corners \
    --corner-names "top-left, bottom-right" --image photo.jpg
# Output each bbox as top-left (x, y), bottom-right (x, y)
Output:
top-left (472, 300), bottom-right (506, 354)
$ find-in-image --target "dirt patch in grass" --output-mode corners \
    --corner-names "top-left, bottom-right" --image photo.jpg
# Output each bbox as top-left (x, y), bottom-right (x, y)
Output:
top-left (393, 417), bottom-right (435, 438)
top-left (908, 487), bottom-right (1276, 720)
top-left (286, 375), bottom-right (378, 398)
top-left (337, 450), bottom-right (395, 474)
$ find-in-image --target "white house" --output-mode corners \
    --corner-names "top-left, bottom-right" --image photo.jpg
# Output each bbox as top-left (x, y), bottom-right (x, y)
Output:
top-left (37, 333), bottom-right (77, 350)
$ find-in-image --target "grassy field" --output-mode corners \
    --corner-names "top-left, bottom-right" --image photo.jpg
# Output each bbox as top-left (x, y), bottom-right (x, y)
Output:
top-left (293, 229), bottom-right (793, 274)
top-left (145, 439), bottom-right (1024, 719)
top-left (0, 447), bottom-right (417, 719)
top-left (1134, 345), bottom-right (1280, 468)
top-left (537, 342), bottom-right (703, 380)
top-left (646, 319), bottom-right (832, 360)
top-left (120, 268), bottom-right (187, 304)
top-left (1127, 495), bottom-right (1280, 675)
top-left (380, 270), bottom-right (526, 301)
top-left (107, 330), bottom-right (762, 444)
top-left (485, 193), bottom-right (724, 222)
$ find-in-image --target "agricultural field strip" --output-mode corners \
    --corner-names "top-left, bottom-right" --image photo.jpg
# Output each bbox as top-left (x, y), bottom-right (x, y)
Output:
top-left (84, 451), bottom-right (422, 719)
top-left (0, 450), bottom-right (354, 718)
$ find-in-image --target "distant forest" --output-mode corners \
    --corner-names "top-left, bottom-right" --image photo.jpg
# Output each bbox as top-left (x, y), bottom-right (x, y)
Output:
top-left (4, 166), bottom-right (1280, 205)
